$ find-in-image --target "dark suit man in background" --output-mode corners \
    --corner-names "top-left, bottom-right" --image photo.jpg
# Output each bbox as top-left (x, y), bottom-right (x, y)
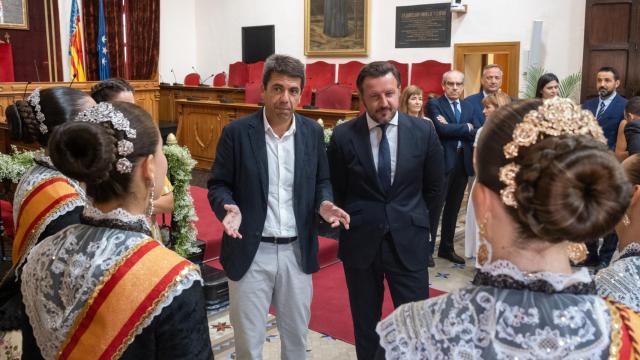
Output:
top-left (582, 66), bottom-right (628, 268)
top-left (427, 70), bottom-right (479, 265)
top-left (328, 61), bottom-right (444, 359)
top-left (208, 54), bottom-right (349, 359)
top-left (464, 64), bottom-right (503, 126)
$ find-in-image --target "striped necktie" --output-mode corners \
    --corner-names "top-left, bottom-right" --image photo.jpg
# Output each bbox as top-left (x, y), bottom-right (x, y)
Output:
top-left (596, 101), bottom-right (606, 119)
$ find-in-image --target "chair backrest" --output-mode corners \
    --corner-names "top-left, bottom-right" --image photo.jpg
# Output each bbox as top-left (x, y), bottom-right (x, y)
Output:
top-left (388, 60), bottom-right (408, 90)
top-left (306, 61), bottom-right (336, 91)
top-left (0, 38), bottom-right (14, 82)
top-left (228, 61), bottom-right (248, 88)
top-left (410, 60), bottom-right (451, 97)
top-left (213, 72), bottom-right (226, 87)
top-left (315, 84), bottom-right (352, 110)
top-left (244, 81), bottom-right (263, 104)
top-left (184, 73), bottom-right (201, 86)
top-left (338, 61), bottom-right (365, 92)
top-left (299, 85), bottom-right (313, 107)
top-left (247, 61), bottom-right (265, 85)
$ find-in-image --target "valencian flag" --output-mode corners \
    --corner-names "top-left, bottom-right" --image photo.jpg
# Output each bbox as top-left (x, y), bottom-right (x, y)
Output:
top-left (97, 0), bottom-right (110, 79)
top-left (69, 0), bottom-right (86, 81)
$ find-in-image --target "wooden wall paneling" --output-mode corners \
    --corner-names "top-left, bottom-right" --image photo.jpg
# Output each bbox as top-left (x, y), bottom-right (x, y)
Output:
top-left (581, 0), bottom-right (640, 100)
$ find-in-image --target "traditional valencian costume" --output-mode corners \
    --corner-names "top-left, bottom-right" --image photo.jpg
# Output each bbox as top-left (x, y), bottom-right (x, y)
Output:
top-left (597, 243), bottom-right (640, 312)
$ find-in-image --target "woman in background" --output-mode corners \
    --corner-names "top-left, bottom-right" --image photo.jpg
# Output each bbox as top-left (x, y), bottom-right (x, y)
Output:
top-left (535, 72), bottom-right (560, 99)
top-left (20, 102), bottom-right (213, 359)
top-left (400, 85), bottom-right (433, 123)
top-left (464, 92), bottom-right (511, 263)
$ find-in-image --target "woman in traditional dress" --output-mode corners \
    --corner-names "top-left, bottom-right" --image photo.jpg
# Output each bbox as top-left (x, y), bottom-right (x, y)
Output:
top-left (20, 102), bottom-right (213, 359)
top-left (376, 98), bottom-right (639, 359)
top-left (0, 88), bottom-right (94, 349)
top-left (596, 154), bottom-right (640, 311)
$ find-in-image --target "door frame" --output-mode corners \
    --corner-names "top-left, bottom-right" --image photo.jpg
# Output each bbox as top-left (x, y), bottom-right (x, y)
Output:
top-left (453, 42), bottom-right (520, 98)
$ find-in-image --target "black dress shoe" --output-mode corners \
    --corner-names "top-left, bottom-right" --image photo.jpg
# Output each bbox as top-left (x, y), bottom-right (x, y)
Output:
top-left (427, 256), bottom-right (435, 268)
top-left (438, 251), bottom-right (465, 265)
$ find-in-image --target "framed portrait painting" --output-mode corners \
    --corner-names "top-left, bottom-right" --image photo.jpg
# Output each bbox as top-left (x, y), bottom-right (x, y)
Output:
top-left (305, 0), bottom-right (368, 56)
top-left (0, 0), bottom-right (29, 30)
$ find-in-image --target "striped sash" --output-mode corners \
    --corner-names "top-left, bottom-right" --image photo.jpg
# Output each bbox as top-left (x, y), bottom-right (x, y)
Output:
top-left (12, 177), bottom-right (81, 264)
top-left (58, 239), bottom-right (196, 360)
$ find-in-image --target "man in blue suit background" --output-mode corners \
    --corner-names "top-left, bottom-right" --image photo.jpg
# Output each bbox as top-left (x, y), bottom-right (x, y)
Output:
top-left (582, 66), bottom-right (627, 268)
top-left (427, 70), bottom-right (479, 265)
top-left (463, 64), bottom-right (503, 126)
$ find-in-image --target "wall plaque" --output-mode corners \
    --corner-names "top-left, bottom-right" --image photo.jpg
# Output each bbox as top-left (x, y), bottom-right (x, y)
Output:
top-left (396, 3), bottom-right (451, 48)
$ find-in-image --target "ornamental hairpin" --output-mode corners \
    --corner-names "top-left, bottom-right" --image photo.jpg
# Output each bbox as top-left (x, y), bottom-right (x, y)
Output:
top-left (499, 97), bottom-right (606, 208)
top-left (26, 88), bottom-right (48, 134)
top-left (74, 102), bottom-right (137, 174)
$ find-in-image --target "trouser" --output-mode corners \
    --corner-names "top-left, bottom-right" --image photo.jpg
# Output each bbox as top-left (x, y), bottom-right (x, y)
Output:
top-left (344, 234), bottom-right (429, 360)
top-left (229, 241), bottom-right (312, 360)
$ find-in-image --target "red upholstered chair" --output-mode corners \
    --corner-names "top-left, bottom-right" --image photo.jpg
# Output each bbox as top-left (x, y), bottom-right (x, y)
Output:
top-left (388, 60), bottom-right (408, 90)
top-left (315, 84), bottom-right (352, 110)
top-left (338, 61), bottom-right (365, 92)
top-left (0, 34), bottom-right (15, 82)
top-left (306, 61), bottom-right (336, 91)
top-left (213, 72), bottom-right (226, 87)
top-left (410, 60), bottom-right (451, 97)
top-left (247, 61), bottom-right (265, 85)
top-left (299, 85), bottom-right (313, 107)
top-left (244, 81), bottom-right (263, 104)
top-left (184, 73), bottom-right (201, 86)
top-left (228, 61), bottom-right (248, 88)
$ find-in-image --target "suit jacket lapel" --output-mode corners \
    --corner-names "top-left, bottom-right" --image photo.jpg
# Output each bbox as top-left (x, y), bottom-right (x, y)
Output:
top-left (248, 112), bottom-right (269, 203)
top-left (440, 97), bottom-right (456, 123)
top-left (389, 114), bottom-right (411, 197)
top-left (293, 113), bottom-right (306, 213)
top-left (351, 115), bottom-right (383, 193)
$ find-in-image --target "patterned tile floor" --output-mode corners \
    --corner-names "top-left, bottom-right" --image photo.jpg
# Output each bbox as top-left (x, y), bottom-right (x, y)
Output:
top-left (208, 193), bottom-right (478, 359)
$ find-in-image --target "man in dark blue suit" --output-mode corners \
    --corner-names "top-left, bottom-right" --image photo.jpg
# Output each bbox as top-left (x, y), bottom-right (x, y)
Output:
top-left (208, 54), bottom-right (350, 359)
top-left (427, 70), bottom-right (479, 265)
top-left (463, 64), bottom-right (503, 126)
top-left (582, 66), bottom-right (627, 268)
top-left (328, 62), bottom-right (444, 359)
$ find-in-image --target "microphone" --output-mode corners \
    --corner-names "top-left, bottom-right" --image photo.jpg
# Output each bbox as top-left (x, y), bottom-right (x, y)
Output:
top-left (69, 73), bottom-right (77, 88)
top-left (33, 60), bottom-right (41, 82)
top-left (22, 81), bottom-right (32, 98)
top-left (171, 68), bottom-right (182, 86)
top-left (199, 74), bottom-right (214, 86)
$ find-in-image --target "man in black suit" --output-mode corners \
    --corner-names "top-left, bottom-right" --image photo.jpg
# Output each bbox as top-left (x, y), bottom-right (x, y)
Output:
top-left (208, 54), bottom-right (349, 359)
top-left (328, 61), bottom-right (444, 360)
top-left (427, 70), bottom-right (479, 265)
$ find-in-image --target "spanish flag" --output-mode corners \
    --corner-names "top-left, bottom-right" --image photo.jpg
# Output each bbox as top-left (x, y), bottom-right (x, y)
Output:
top-left (69, 0), bottom-right (86, 81)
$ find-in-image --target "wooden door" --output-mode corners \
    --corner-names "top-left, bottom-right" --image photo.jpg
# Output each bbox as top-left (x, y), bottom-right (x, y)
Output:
top-left (581, 0), bottom-right (640, 101)
top-left (454, 42), bottom-right (520, 98)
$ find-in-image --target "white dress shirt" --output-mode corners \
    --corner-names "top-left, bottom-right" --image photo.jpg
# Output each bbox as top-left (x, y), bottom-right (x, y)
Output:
top-left (367, 111), bottom-right (398, 183)
top-left (262, 109), bottom-right (298, 237)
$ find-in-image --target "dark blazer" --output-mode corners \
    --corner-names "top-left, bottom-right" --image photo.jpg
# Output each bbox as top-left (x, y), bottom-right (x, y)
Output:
top-left (427, 95), bottom-right (479, 176)
top-left (328, 112), bottom-right (444, 271)
top-left (207, 110), bottom-right (333, 281)
top-left (625, 120), bottom-right (640, 155)
top-left (583, 94), bottom-right (627, 149)
top-left (464, 91), bottom-right (486, 126)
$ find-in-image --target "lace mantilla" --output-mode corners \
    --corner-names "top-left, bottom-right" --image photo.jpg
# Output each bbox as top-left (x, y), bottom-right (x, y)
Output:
top-left (476, 259), bottom-right (593, 293)
top-left (611, 242), bottom-right (640, 262)
top-left (20, 224), bottom-right (201, 360)
top-left (377, 286), bottom-right (612, 360)
top-left (81, 204), bottom-right (151, 236)
top-left (596, 249), bottom-right (640, 312)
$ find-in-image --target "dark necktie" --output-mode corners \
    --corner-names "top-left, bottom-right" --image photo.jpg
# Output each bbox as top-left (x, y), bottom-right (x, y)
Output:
top-left (452, 101), bottom-right (461, 123)
top-left (596, 101), bottom-right (606, 119)
top-left (377, 123), bottom-right (391, 192)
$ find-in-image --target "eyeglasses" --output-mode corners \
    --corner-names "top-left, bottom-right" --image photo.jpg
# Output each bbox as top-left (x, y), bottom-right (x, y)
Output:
top-left (445, 81), bottom-right (464, 87)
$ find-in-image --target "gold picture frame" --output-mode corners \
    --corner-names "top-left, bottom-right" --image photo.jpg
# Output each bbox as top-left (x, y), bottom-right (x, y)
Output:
top-left (0, 0), bottom-right (29, 30)
top-left (304, 0), bottom-right (368, 57)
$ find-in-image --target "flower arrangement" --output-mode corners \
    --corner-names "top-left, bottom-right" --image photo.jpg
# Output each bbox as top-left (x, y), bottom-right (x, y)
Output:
top-left (0, 146), bottom-right (42, 183)
top-left (163, 143), bottom-right (200, 257)
top-left (318, 118), bottom-right (345, 144)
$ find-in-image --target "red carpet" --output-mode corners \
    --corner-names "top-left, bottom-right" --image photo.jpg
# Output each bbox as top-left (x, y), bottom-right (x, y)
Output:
top-left (191, 185), bottom-right (444, 345)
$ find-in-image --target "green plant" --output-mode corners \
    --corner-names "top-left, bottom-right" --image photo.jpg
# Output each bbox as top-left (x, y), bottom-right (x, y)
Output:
top-left (163, 144), bottom-right (199, 257)
top-left (521, 65), bottom-right (582, 101)
top-left (0, 146), bottom-right (42, 183)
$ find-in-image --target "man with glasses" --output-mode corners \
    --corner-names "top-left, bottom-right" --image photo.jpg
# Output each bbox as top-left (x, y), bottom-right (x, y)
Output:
top-left (426, 70), bottom-right (479, 265)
